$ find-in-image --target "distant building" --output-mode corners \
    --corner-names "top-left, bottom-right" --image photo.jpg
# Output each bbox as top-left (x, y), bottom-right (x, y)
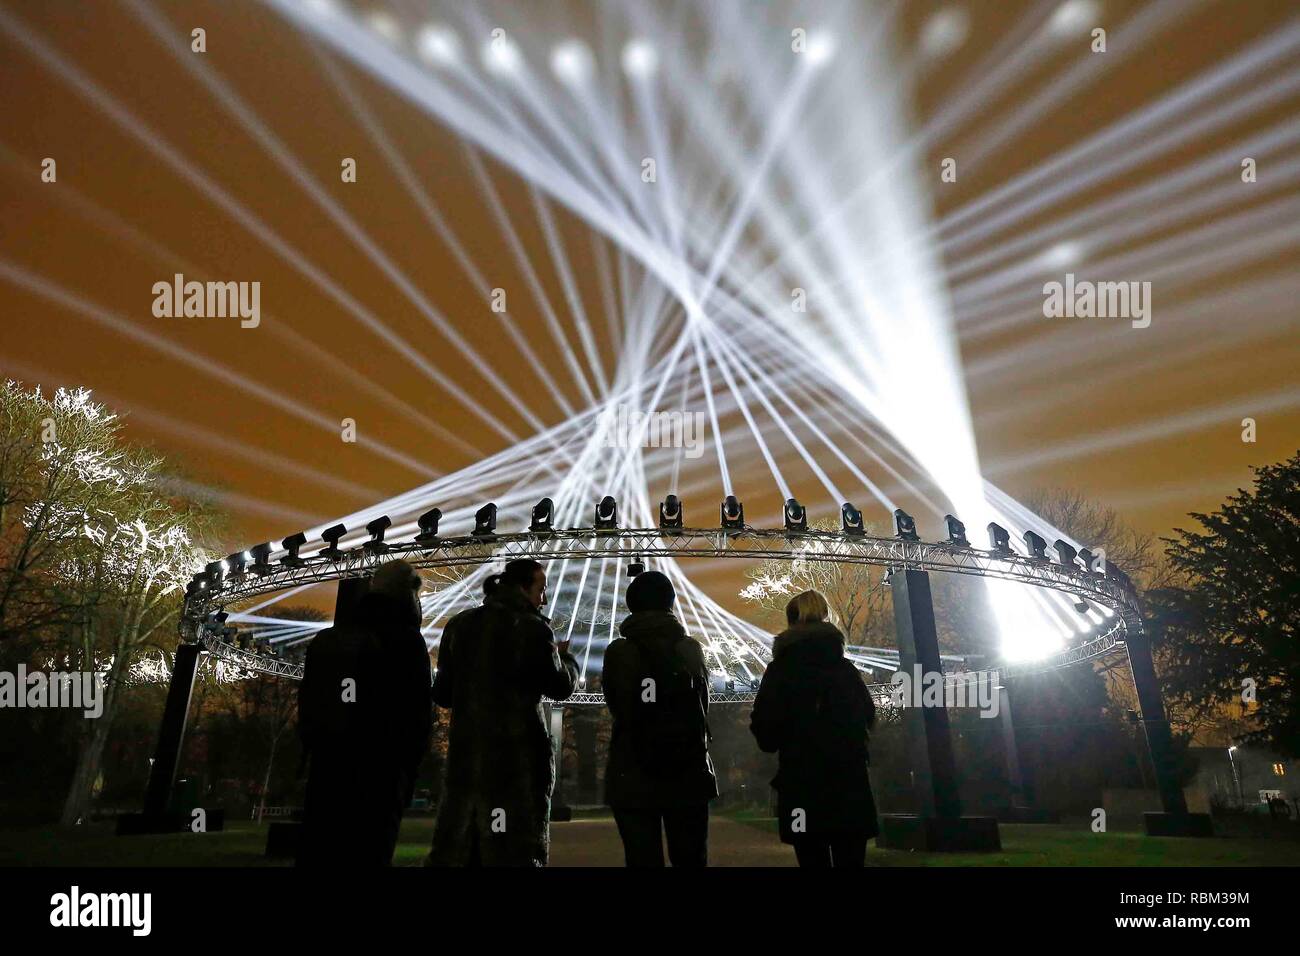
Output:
top-left (1186, 745), bottom-right (1296, 815)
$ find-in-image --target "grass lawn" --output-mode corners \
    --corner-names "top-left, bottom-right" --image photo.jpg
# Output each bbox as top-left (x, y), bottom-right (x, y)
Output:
top-left (2, 813), bottom-right (1297, 867)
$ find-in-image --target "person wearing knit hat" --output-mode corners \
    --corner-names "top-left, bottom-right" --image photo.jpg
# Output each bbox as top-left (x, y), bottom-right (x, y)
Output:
top-left (624, 569), bottom-right (676, 613)
top-left (602, 569), bottom-right (717, 866)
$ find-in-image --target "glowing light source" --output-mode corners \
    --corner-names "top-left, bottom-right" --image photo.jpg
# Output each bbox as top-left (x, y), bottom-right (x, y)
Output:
top-left (550, 39), bottom-right (593, 84)
top-left (921, 7), bottom-right (970, 57)
top-left (416, 23), bottom-right (461, 66)
top-left (1049, 0), bottom-right (1101, 38)
top-left (804, 31), bottom-right (836, 67)
top-left (304, 0), bottom-right (340, 17)
top-left (365, 11), bottom-right (401, 45)
top-left (483, 34), bottom-right (523, 75)
top-left (1042, 240), bottom-right (1084, 269)
top-left (225, 552), bottom-right (247, 577)
top-left (621, 39), bottom-right (658, 78)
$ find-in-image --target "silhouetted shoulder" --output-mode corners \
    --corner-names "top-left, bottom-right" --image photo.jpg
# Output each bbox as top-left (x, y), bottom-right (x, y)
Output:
top-left (676, 636), bottom-right (706, 666)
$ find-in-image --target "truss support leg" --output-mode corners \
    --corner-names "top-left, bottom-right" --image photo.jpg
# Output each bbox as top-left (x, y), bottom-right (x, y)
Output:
top-left (877, 568), bottom-right (1000, 851)
top-left (994, 677), bottom-right (1056, 823)
top-left (546, 703), bottom-right (571, 821)
top-left (117, 642), bottom-right (204, 835)
top-left (143, 641), bottom-right (202, 820)
top-left (1126, 629), bottom-right (1213, 836)
top-left (999, 680), bottom-right (1028, 808)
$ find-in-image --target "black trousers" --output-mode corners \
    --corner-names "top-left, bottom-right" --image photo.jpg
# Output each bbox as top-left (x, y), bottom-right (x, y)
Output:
top-left (612, 805), bottom-right (709, 867)
top-left (791, 833), bottom-right (868, 868)
top-left (297, 756), bottom-right (407, 867)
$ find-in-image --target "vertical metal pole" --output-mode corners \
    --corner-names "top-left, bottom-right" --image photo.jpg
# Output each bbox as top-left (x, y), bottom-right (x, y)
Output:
top-left (889, 568), bottom-right (962, 818)
top-left (142, 642), bottom-right (202, 819)
top-left (1126, 629), bottom-right (1189, 815)
top-left (997, 679), bottom-right (1030, 809)
top-left (547, 703), bottom-right (567, 814)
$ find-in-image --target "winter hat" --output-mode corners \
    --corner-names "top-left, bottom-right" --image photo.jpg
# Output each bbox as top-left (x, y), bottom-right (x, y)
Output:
top-left (625, 570), bottom-right (675, 612)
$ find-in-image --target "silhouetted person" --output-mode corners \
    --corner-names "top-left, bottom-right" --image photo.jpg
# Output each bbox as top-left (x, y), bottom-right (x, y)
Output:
top-left (297, 560), bottom-right (432, 866)
top-left (428, 559), bottom-right (577, 866)
top-left (750, 589), bottom-right (878, 867)
top-left (603, 571), bottom-right (717, 866)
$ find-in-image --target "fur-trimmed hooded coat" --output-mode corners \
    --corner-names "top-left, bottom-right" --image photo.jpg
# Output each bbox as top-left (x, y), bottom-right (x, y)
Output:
top-left (749, 621), bottom-right (878, 843)
top-left (428, 588), bottom-right (578, 866)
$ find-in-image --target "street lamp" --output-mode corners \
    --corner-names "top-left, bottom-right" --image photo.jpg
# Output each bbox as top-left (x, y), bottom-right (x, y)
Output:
top-left (1228, 745), bottom-right (1244, 808)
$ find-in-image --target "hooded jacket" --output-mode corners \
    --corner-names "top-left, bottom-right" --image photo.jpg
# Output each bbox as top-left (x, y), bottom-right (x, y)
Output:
top-left (428, 587), bottom-right (578, 866)
top-left (296, 590), bottom-right (433, 865)
top-left (750, 620), bottom-right (878, 842)
top-left (602, 610), bottom-right (719, 809)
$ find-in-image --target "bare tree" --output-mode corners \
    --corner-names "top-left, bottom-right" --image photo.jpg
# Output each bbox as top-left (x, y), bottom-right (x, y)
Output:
top-left (1024, 487), bottom-right (1165, 588)
top-left (739, 519), bottom-right (892, 645)
top-left (0, 382), bottom-right (124, 642)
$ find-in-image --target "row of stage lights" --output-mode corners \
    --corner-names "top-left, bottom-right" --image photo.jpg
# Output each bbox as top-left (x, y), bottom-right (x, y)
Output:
top-left (195, 610), bottom-right (305, 661)
top-left (188, 494), bottom-right (1120, 597)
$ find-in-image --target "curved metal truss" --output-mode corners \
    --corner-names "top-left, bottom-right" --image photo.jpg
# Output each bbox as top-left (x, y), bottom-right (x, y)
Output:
top-left (184, 526), bottom-right (1141, 701)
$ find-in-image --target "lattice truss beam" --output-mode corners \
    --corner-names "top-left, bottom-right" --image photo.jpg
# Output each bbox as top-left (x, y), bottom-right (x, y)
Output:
top-left (94, 0), bottom-right (1284, 693)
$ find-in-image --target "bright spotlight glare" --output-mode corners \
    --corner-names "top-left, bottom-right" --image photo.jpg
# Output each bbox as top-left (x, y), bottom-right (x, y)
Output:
top-left (805, 31), bottom-right (836, 67)
top-left (621, 39), bottom-right (658, 78)
top-left (304, 0), bottom-right (340, 17)
top-left (551, 39), bottom-right (593, 84)
top-left (921, 8), bottom-right (971, 57)
top-left (985, 576), bottom-right (1066, 662)
top-left (483, 35), bottom-right (523, 75)
top-left (365, 11), bottom-right (402, 44)
top-left (1049, 0), bottom-right (1101, 37)
top-left (417, 24), bottom-right (461, 66)
top-left (1042, 240), bottom-right (1084, 269)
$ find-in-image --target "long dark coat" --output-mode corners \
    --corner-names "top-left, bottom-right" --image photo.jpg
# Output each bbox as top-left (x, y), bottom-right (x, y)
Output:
top-left (428, 588), bottom-right (578, 866)
top-left (602, 611), bottom-right (719, 809)
top-left (297, 591), bottom-right (433, 866)
top-left (749, 621), bottom-right (878, 843)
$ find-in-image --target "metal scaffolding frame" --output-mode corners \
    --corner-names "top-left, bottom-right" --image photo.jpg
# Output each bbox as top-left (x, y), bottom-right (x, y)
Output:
top-left (184, 525), bottom-right (1141, 702)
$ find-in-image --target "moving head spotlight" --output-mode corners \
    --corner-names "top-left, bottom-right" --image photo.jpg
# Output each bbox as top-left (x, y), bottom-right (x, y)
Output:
top-left (321, 524), bottom-right (347, 561)
top-left (841, 502), bottom-right (865, 537)
top-left (784, 498), bottom-right (808, 534)
top-left (720, 495), bottom-right (744, 531)
top-left (659, 494), bottom-right (683, 531)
